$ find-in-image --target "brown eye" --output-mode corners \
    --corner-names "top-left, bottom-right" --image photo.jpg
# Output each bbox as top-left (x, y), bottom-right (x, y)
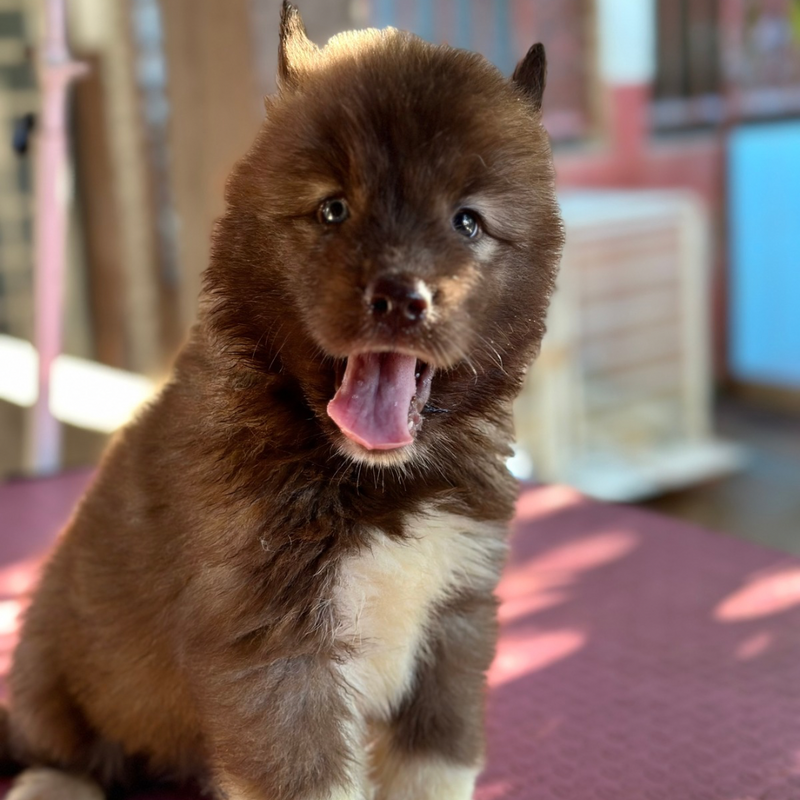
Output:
top-left (452, 209), bottom-right (481, 239)
top-left (318, 198), bottom-right (350, 225)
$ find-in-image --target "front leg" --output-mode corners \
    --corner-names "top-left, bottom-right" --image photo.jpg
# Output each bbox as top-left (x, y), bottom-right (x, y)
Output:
top-left (370, 594), bottom-right (498, 800)
top-left (198, 654), bottom-right (368, 800)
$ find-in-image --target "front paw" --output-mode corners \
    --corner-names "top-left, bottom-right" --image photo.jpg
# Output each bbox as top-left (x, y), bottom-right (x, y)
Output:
top-left (221, 777), bottom-right (368, 800)
top-left (375, 759), bottom-right (478, 800)
top-left (6, 768), bottom-right (105, 800)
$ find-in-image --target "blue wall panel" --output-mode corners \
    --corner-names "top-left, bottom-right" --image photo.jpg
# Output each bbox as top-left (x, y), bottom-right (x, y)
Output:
top-left (729, 122), bottom-right (800, 388)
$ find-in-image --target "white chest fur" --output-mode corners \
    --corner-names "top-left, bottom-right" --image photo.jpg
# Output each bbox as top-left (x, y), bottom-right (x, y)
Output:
top-left (333, 509), bottom-right (506, 720)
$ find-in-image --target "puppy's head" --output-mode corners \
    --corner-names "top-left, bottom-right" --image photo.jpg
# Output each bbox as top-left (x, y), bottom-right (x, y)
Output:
top-left (204, 2), bottom-right (563, 467)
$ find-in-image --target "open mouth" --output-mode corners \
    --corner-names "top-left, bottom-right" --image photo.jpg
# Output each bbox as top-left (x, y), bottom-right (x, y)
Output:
top-left (327, 352), bottom-right (433, 451)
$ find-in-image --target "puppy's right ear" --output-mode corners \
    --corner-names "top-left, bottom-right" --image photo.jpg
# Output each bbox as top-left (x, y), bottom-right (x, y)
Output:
top-left (512, 43), bottom-right (546, 111)
top-left (278, 2), bottom-right (318, 88)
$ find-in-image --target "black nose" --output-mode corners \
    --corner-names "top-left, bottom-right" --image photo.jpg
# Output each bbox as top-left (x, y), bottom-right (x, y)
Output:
top-left (366, 277), bottom-right (429, 324)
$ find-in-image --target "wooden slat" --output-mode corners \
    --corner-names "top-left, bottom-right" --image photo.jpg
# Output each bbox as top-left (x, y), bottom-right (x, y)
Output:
top-left (655, 0), bottom-right (686, 99)
top-left (580, 287), bottom-right (680, 338)
top-left (581, 320), bottom-right (681, 374)
top-left (72, 53), bottom-right (127, 368)
top-left (160, 0), bottom-right (265, 332)
top-left (686, 0), bottom-right (720, 96)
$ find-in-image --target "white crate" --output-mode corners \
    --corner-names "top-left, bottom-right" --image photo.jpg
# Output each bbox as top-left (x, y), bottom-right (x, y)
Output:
top-left (513, 190), bottom-right (744, 501)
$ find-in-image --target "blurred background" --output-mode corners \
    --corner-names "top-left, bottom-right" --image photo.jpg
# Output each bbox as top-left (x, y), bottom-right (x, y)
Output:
top-left (0, 0), bottom-right (798, 549)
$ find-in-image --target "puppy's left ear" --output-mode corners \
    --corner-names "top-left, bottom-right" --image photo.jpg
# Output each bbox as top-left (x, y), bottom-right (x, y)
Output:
top-left (512, 43), bottom-right (547, 110)
top-left (278, 1), bottom-right (318, 88)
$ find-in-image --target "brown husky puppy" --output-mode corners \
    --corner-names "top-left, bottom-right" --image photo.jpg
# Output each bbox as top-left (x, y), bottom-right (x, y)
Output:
top-left (2, 3), bottom-right (562, 799)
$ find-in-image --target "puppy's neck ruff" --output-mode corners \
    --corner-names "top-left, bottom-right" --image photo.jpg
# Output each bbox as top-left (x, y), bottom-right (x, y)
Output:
top-left (334, 508), bottom-right (506, 721)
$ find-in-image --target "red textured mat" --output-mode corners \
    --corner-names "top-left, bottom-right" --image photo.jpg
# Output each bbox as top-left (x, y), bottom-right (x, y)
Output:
top-left (2, 476), bottom-right (800, 799)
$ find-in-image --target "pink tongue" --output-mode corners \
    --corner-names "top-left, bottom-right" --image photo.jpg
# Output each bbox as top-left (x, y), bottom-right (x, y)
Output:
top-left (327, 353), bottom-right (418, 450)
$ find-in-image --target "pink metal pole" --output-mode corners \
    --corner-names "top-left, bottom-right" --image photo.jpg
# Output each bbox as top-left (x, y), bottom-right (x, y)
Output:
top-left (26, 0), bottom-right (86, 474)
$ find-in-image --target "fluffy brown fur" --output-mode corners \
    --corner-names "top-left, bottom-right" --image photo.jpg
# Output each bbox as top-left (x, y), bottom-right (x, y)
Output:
top-left (3, 5), bottom-right (563, 799)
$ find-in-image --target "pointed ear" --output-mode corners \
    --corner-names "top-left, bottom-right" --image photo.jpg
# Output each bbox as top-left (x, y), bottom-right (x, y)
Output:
top-left (512, 43), bottom-right (547, 110)
top-left (278, 2), bottom-right (318, 88)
